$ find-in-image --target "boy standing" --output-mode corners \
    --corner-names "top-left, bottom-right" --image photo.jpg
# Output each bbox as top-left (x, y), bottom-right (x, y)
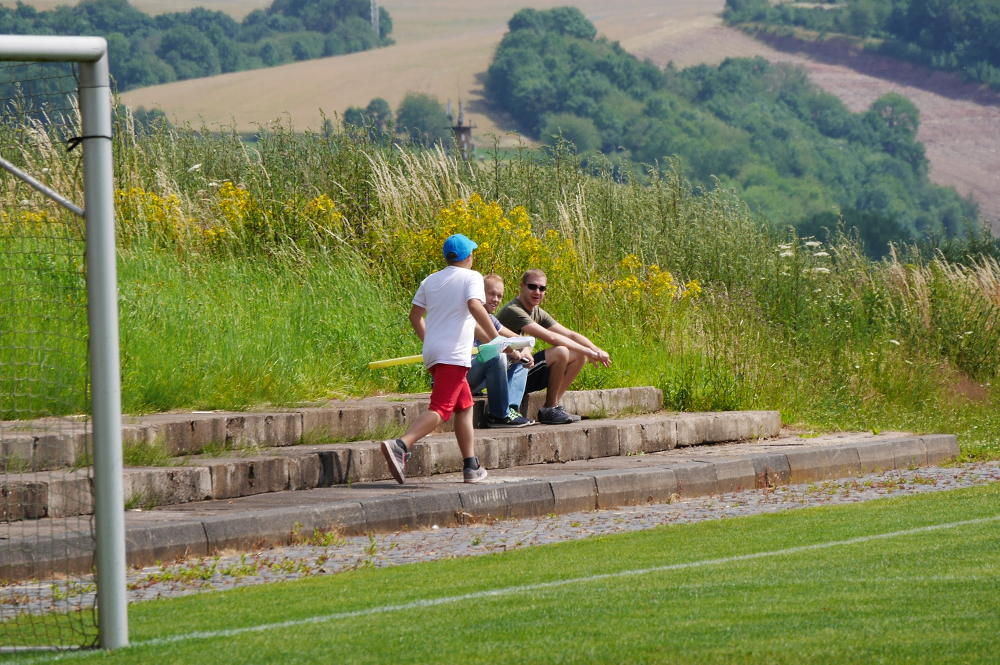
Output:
top-left (381, 234), bottom-right (498, 484)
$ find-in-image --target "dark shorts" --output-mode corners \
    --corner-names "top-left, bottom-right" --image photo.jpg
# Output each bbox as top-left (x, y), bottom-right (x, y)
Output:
top-left (524, 349), bottom-right (551, 395)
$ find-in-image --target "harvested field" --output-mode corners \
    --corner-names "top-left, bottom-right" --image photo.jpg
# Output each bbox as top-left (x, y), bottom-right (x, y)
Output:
top-left (118, 0), bottom-right (712, 146)
top-left (633, 27), bottom-right (1000, 228)
top-left (15, 0), bottom-right (999, 223)
top-left (0, 0), bottom-right (269, 19)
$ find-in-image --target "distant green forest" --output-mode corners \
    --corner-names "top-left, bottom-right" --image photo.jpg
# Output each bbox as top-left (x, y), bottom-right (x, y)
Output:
top-left (724, 0), bottom-right (1000, 90)
top-left (486, 6), bottom-right (977, 245)
top-left (0, 0), bottom-right (392, 91)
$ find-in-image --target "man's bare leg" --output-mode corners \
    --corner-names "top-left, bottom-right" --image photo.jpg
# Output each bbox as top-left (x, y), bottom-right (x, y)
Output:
top-left (543, 346), bottom-right (587, 407)
top-left (452, 405), bottom-right (475, 459)
top-left (399, 410), bottom-right (443, 448)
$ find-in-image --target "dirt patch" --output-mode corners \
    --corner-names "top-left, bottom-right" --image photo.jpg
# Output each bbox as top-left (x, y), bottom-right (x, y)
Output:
top-left (951, 373), bottom-right (989, 402)
top-left (635, 24), bottom-right (1000, 229)
top-left (118, 0), bottom-right (712, 148)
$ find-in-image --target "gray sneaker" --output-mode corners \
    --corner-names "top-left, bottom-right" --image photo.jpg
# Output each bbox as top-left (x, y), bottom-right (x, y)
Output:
top-left (538, 405), bottom-right (574, 425)
top-left (463, 464), bottom-right (488, 483)
top-left (380, 439), bottom-right (407, 484)
top-left (555, 405), bottom-right (582, 422)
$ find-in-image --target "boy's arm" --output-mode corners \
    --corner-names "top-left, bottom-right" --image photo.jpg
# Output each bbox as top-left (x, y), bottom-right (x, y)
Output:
top-left (409, 305), bottom-right (426, 342)
top-left (467, 299), bottom-right (497, 344)
top-left (474, 322), bottom-right (496, 345)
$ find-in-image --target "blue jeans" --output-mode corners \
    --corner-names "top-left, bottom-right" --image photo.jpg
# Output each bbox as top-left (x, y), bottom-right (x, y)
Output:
top-left (466, 354), bottom-right (510, 419)
top-left (507, 362), bottom-right (528, 414)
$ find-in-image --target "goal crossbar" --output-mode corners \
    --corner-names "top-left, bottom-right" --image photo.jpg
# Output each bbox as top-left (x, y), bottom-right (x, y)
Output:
top-left (1, 34), bottom-right (127, 651)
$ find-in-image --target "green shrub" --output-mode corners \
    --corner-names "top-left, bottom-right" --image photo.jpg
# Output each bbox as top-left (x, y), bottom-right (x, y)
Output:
top-left (540, 114), bottom-right (601, 153)
top-left (486, 8), bottom-right (977, 237)
top-left (395, 92), bottom-right (451, 147)
top-left (2, 105), bottom-right (999, 458)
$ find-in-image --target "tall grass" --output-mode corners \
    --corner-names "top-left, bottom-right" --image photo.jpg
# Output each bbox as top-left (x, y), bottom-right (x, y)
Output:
top-left (2, 108), bottom-right (999, 458)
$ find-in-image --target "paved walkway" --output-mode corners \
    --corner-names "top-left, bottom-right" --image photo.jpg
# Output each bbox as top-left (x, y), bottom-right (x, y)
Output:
top-left (5, 461), bottom-right (998, 617)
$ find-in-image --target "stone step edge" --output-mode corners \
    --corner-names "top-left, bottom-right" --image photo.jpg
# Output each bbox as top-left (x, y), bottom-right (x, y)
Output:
top-left (2, 387), bottom-right (664, 468)
top-left (0, 434), bottom-right (959, 581)
top-left (2, 411), bottom-right (782, 519)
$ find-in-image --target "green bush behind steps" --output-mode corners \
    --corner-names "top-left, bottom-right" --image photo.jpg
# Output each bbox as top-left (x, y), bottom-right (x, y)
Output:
top-left (3, 26), bottom-right (1000, 461)
top-left (0, 0), bottom-right (393, 91)
top-left (485, 7), bottom-right (978, 247)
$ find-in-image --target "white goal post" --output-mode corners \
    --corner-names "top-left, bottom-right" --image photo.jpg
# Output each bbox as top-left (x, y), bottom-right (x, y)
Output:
top-left (0, 35), bottom-right (127, 650)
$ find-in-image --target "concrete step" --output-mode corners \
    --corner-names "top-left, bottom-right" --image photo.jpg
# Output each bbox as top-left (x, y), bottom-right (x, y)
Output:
top-left (0, 387), bottom-right (664, 470)
top-left (0, 432), bottom-right (960, 582)
top-left (1, 409), bottom-right (782, 519)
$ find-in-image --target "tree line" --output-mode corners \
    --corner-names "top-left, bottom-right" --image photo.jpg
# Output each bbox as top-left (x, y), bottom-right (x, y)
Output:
top-left (724, 0), bottom-right (1000, 90)
top-left (343, 92), bottom-right (453, 148)
top-left (0, 0), bottom-right (393, 91)
top-left (485, 6), bottom-right (978, 255)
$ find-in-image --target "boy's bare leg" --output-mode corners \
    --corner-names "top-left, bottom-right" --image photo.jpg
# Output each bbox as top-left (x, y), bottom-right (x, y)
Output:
top-left (400, 410), bottom-right (443, 448)
top-left (543, 347), bottom-right (587, 407)
top-left (452, 405), bottom-right (475, 459)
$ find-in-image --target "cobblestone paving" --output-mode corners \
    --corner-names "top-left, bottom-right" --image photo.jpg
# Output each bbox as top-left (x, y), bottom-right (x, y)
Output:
top-left (4, 463), bottom-right (998, 616)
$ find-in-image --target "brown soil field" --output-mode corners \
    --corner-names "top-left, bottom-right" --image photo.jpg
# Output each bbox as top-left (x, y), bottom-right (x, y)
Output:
top-left (12, 0), bottom-right (998, 224)
top-left (632, 27), bottom-right (1000, 226)
top-left (118, 0), bottom-right (713, 145)
top-left (1, 0), bottom-right (269, 19)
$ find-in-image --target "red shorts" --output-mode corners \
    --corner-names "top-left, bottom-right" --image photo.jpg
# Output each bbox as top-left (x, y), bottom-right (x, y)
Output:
top-left (428, 363), bottom-right (473, 422)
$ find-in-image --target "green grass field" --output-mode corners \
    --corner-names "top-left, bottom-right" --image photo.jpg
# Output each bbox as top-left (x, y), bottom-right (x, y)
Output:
top-left (13, 484), bottom-right (999, 663)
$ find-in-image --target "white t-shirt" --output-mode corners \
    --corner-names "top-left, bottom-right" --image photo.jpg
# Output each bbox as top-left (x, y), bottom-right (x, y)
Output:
top-left (412, 266), bottom-right (486, 369)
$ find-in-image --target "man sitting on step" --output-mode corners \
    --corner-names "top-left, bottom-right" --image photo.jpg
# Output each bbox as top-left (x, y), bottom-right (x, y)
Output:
top-left (496, 268), bottom-right (611, 425)
top-left (467, 273), bottom-right (535, 428)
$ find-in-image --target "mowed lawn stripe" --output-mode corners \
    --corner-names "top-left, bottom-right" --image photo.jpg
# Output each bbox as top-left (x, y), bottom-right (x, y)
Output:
top-left (125, 514), bottom-right (1000, 646)
top-left (17, 484), bottom-right (1000, 663)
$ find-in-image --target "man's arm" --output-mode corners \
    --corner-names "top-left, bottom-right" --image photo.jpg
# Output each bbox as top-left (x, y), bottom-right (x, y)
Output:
top-left (409, 305), bottom-right (426, 342)
top-left (549, 322), bottom-right (611, 367)
top-left (520, 321), bottom-right (611, 367)
top-left (495, 324), bottom-right (534, 367)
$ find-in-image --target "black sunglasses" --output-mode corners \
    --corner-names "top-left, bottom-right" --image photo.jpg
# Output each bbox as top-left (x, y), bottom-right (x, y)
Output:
top-left (525, 283), bottom-right (547, 292)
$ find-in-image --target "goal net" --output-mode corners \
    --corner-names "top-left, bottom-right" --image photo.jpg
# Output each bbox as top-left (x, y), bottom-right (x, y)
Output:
top-left (1, 37), bottom-right (126, 652)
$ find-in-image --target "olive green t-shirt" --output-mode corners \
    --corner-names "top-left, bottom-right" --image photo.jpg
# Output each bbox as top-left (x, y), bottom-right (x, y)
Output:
top-left (496, 296), bottom-right (558, 335)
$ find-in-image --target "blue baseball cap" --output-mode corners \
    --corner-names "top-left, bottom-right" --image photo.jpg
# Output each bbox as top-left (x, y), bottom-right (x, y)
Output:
top-left (442, 234), bottom-right (478, 261)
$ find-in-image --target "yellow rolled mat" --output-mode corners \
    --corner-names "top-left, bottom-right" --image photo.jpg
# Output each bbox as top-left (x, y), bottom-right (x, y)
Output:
top-left (368, 347), bottom-right (480, 369)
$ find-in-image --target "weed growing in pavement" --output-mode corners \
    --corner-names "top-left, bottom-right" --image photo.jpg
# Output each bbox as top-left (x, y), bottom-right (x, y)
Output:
top-left (587, 406), bottom-right (609, 420)
top-left (269, 560), bottom-right (310, 575)
top-left (124, 490), bottom-right (160, 511)
top-left (130, 558), bottom-right (221, 589)
top-left (49, 581), bottom-right (94, 602)
top-left (298, 421), bottom-right (406, 446)
top-left (291, 524), bottom-right (345, 548)
top-left (122, 437), bottom-right (184, 467)
top-left (197, 439), bottom-right (268, 459)
top-left (908, 475), bottom-right (938, 485)
top-left (221, 554), bottom-right (258, 578)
